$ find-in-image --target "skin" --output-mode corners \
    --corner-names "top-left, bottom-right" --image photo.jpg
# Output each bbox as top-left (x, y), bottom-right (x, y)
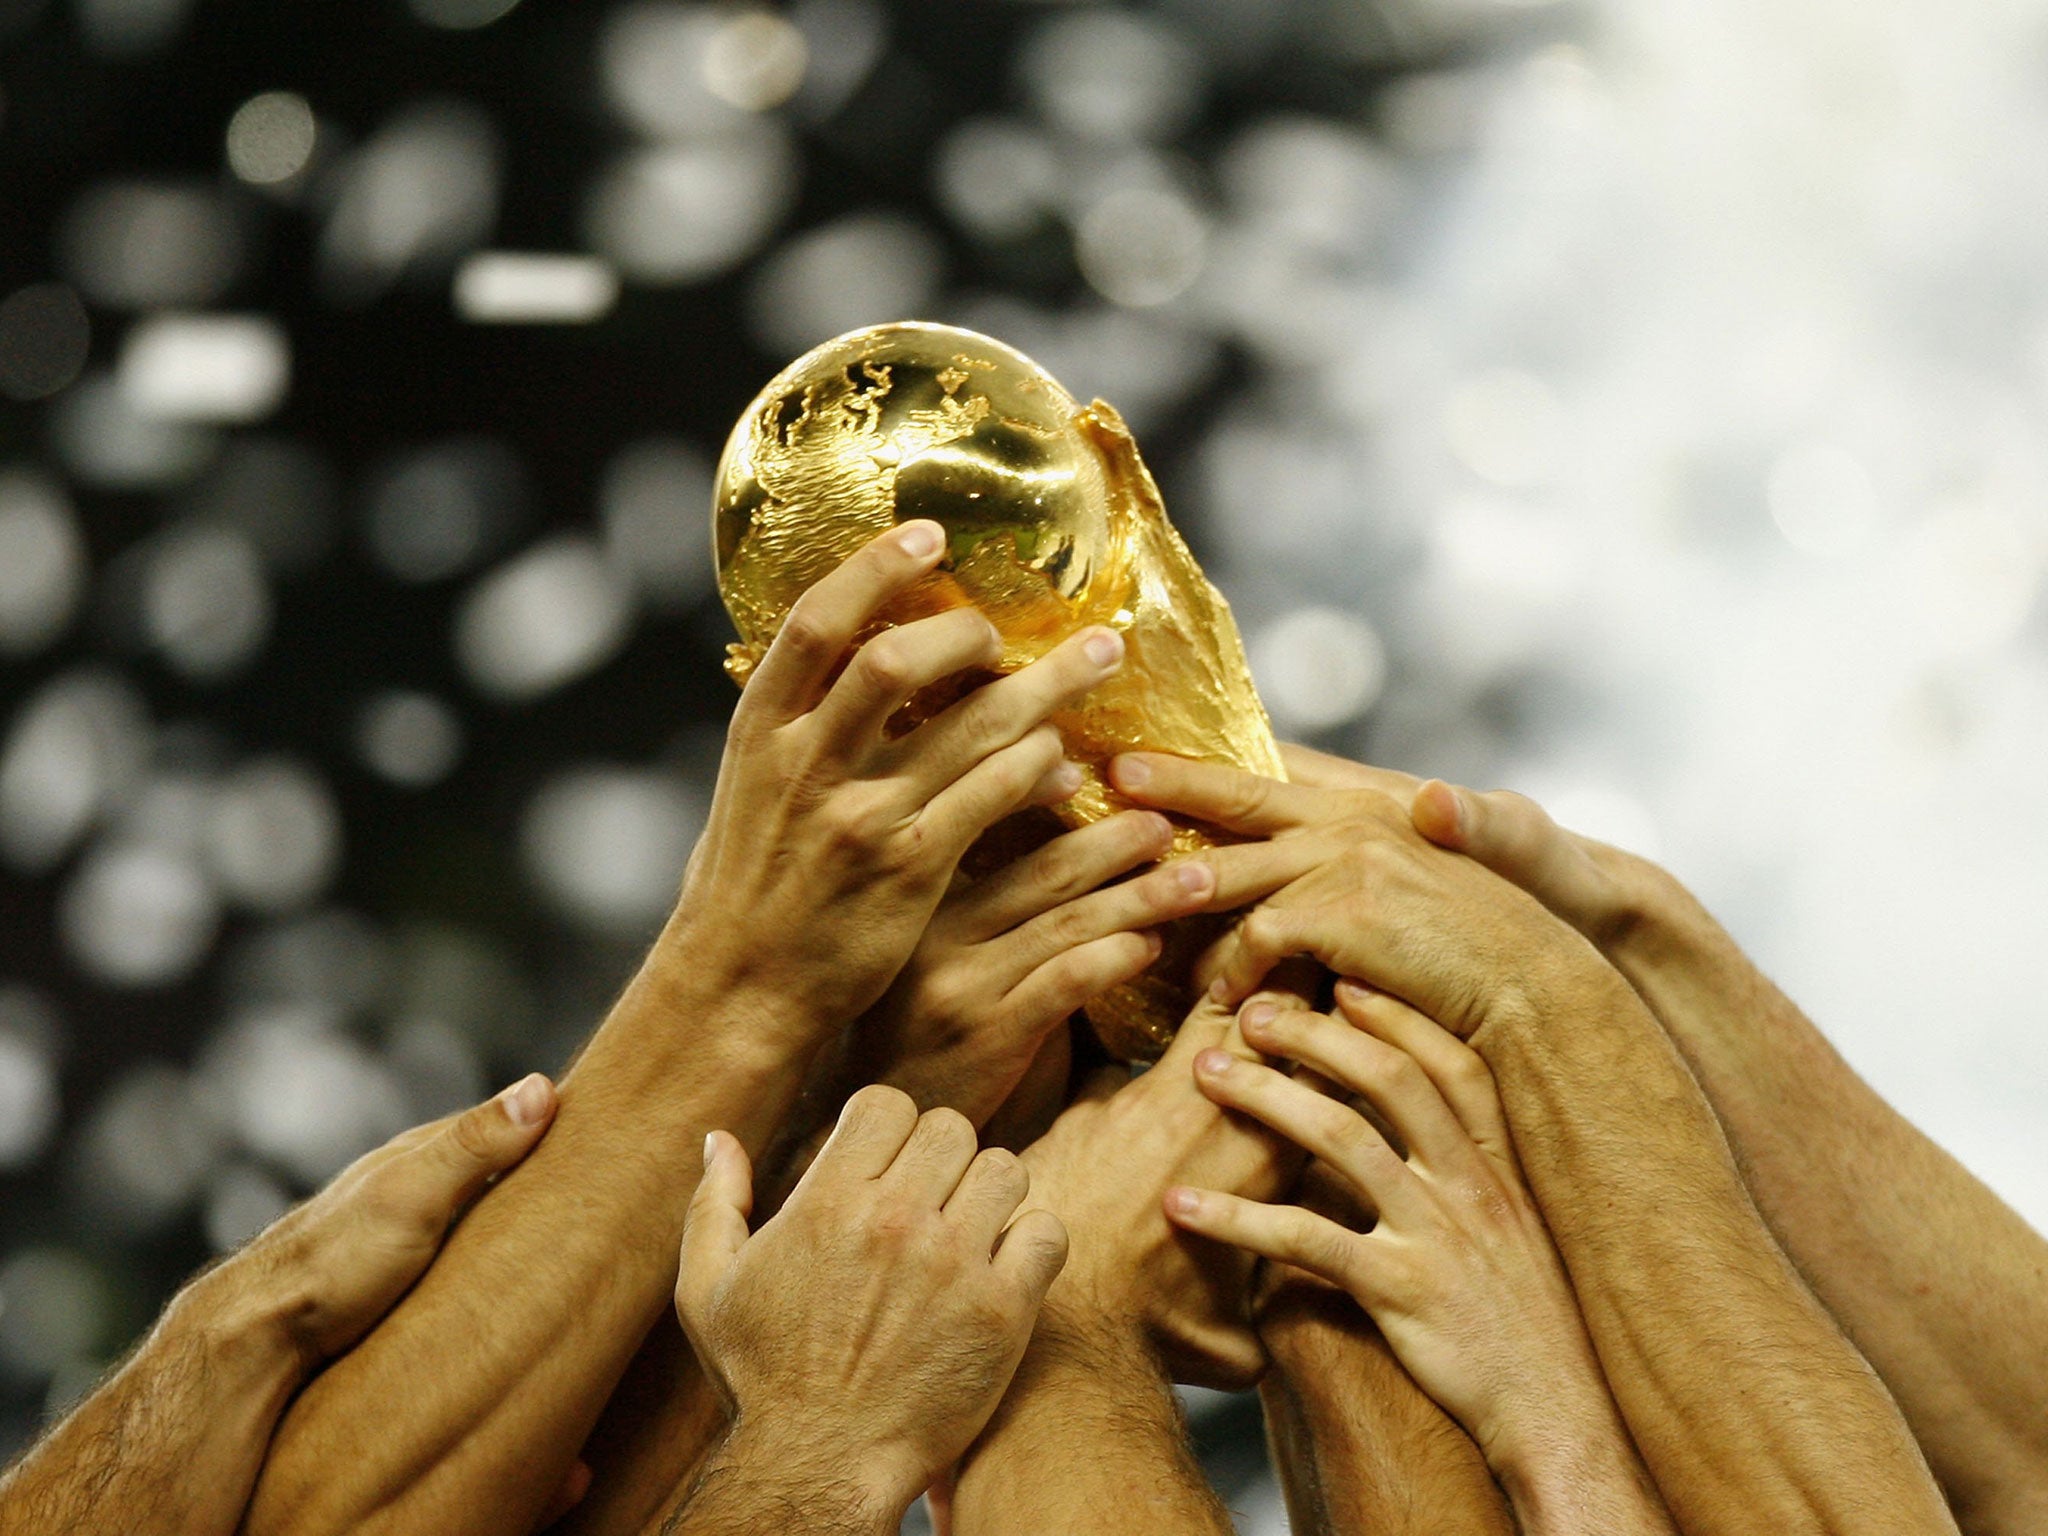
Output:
top-left (1171, 991), bottom-right (1673, 1535)
top-left (566, 807), bottom-right (1239, 1536)
top-left (1394, 766), bottom-right (2048, 1536)
top-left (663, 1087), bottom-right (1068, 1535)
top-left (951, 986), bottom-right (1310, 1536)
top-left (1256, 1266), bottom-right (1517, 1536)
top-left (246, 522), bottom-right (1131, 1536)
top-left (1112, 748), bottom-right (1959, 1536)
top-left (0, 1078), bottom-right (576, 1536)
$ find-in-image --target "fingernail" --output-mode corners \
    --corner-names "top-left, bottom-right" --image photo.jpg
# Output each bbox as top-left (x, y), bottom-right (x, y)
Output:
top-left (1050, 761), bottom-right (1084, 795)
top-left (1083, 629), bottom-right (1124, 668)
top-left (702, 1131), bottom-right (720, 1169)
top-left (1196, 1048), bottom-right (1234, 1076)
top-left (1208, 975), bottom-right (1230, 1002)
top-left (1115, 754), bottom-right (1151, 790)
top-left (897, 521), bottom-right (943, 559)
top-left (1141, 930), bottom-right (1165, 960)
top-left (1167, 1187), bottom-right (1201, 1218)
top-left (1173, 862), bottom-right (1214, 897)
top-left (1334, 978), bottom-right (1369, 1005)
top-left (502, 1073), bottom-right (551, 1127)
top-left (1241, 1001), bottom-right (1278, 1032)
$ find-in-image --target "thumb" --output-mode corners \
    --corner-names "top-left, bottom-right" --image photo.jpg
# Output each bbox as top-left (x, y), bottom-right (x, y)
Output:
top-left (1412, 780), bottom-right (1618, 935)
top-left (676, 1130), bottom-right (753, 1324)
top-left (405, 1073), bottom-right (559, 1227)
top-left (990, 1207), bottom-right (1069, 1305)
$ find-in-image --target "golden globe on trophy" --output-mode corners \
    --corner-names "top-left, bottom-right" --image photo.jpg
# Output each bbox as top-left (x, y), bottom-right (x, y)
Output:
top-left (713, 322), bottom-right (1283, 1059)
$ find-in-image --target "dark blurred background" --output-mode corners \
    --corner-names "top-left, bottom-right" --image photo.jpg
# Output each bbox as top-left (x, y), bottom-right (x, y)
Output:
top-left (5, 0), bottom-right (2048, 1524)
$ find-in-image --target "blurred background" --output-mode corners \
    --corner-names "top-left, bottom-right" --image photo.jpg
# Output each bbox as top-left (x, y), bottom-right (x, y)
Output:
top-left (3, 0), bottom-right (2047, 1523)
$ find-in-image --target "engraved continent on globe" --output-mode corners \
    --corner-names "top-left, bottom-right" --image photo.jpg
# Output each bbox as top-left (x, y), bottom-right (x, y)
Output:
top-left (714, 321), bottom-right (1284, 1058)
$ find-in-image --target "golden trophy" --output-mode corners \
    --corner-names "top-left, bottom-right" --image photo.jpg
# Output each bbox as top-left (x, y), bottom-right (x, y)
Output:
top-left (713, 322), bottom-right (1283, 1058)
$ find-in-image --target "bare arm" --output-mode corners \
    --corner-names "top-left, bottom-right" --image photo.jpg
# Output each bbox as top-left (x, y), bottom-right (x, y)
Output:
top-left (1119, 750), bottom-right (1957, 1536)
top-left (953, 1317), bottom-right (1232, 1536)
top-left (569, 809), bottom-right (1223, 1536)
top-left (0, 1080), bottom-right (561, 1536)
top-left (1174, 997), bottom-right (1670, 1536)
top-left (248, 524), bottom-right (1131, 1536)
top-left (1405, 773), bottom-right (2048, 1535)
top-left (1257, 1275), bottom-right (1515, 1536)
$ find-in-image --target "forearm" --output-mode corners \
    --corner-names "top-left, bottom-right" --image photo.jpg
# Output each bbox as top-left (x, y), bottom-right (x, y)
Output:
top-left (660, 1423), bottom-right (900, 1536)
top-left (1474, 963), bottom-right (1955, 1536)
top-left (1610, 877), bottom-right (2048, 1528)
top-left (1256, 1280), bottom-right (1513, 1536)
top-left (558, 1319), bottom-right (728, 1536)
top-left (0, 1270), bottom-right (303, 1536)
top-left (248, 957), bottom-right (819, 1536)
top-left (954, 1318), bottom-right (1231, 1536)
top-left (1487, 1382), bottom-right (1674, 1536)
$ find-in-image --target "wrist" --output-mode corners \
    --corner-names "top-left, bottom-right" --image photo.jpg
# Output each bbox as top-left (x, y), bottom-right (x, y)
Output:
top-left (630, 916), bottom-right (837, 1069)
top-left (162, 1262), bottom-right (311, 1400)
top-left (698, 1415), bottom-right (910, 1534)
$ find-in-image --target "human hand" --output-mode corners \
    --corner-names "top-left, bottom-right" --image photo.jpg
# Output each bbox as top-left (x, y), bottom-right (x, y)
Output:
top-left (852, 810), bottom-right (1218, 1134)
top-left (206, 1073), bottom-right (561, 1368)
top-left (1409, 778), bottom-right (1671, 951)
top-left (1167, 987), bottom-right (1652, 1496)
top-left (674, 1087), bottom-right (1068, 1523)
top-left (1015, 982), bottom-right (1312, 1390)
top-left (1112, 751), bottom-right (1609, 1039)
top-left (662, 520), bottom-right (1129, 1057)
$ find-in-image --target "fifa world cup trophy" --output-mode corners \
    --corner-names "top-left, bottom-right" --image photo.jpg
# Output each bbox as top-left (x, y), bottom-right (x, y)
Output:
top-left (714, 322), bottom-right (1284, 1058)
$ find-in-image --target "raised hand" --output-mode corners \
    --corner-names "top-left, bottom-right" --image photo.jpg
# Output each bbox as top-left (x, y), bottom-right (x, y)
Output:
top-left (1166, 989), bottom-right (1673, 1535)
top-left (850, 810), bottom-right (1218, 1137)
top-left (669, 520), bottom-right (1130, 1057)
top-left (669, 1087), bottom-right (1067, 1532)
top-left (0, 1079), bottom-right (578, 1536)
top-left (1111, 749), bottom-right (1578, 1038)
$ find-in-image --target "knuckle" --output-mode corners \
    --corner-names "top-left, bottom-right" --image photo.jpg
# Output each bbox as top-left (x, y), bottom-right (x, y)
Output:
top-left (776, 607), bottom-right (835, 663)
top-left (854, 635), bottom-right (913, 694)
top-left (921, 1106), bottom-right (977, 1151)
top-left (446, 1108), bottom-right (499, 1167)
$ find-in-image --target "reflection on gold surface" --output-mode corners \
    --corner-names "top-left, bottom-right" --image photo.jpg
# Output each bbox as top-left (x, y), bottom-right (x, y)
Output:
top-left (714, 322), bottom-right (1283, 1057)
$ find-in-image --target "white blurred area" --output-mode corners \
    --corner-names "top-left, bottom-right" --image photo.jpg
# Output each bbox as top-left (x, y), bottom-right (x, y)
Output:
top-left (1299, 0), bottom-right (2048, 1239)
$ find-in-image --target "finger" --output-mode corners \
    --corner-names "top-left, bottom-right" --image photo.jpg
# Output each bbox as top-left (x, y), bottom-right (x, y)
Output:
top-left (886, 1106), bottom-right (982, 1206)
top-left (950, 810), bottom-right (1175, 941)
top-left (1191, 1051), bottom-right (1422, 1224)
top-left (400, 1073), bottom-right (559, 1225)
top-left (1108, 753), bottom-right (1319, 837)
top-left (1278, 742), bottom-right (1422, 798)
top-left (1238, 1003), bottom-right (1475, 1172)
top-left (919, 725), bottom-right (1067, 856)
top-left (676, 1130), bottom-right (754, 1322)
top-left (1004, 858), bottom-right (1215, 976)
top-left (1025, 759), bottom-right (1087, 808)
top-left (944, 1145), bottom-right (1031, 1249)
top-left (1164, 1187), bottom-right (1372, 1300)
top-left (1335, 981), bottom-right (1512, 1161)
top-left (741, 521), bottom-right (949, 722)
top-left (1411, 779), bottom-right (1613, 932)
top-left (906, 626), bottom-right (1126, 792)
top-left (1191, 837), bottom-right (1334, 914)
top-left (808, 607), bottom-right (1003, 750)
top-left (1006, 930), bottom-right (1163, 1032)
top-left (532, 1459), bottom-right (593, 1532)
top-left (989, 1207), bottom-right (1070, 1304)
top-left (813, 1083), bottom-right (921, 1181)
